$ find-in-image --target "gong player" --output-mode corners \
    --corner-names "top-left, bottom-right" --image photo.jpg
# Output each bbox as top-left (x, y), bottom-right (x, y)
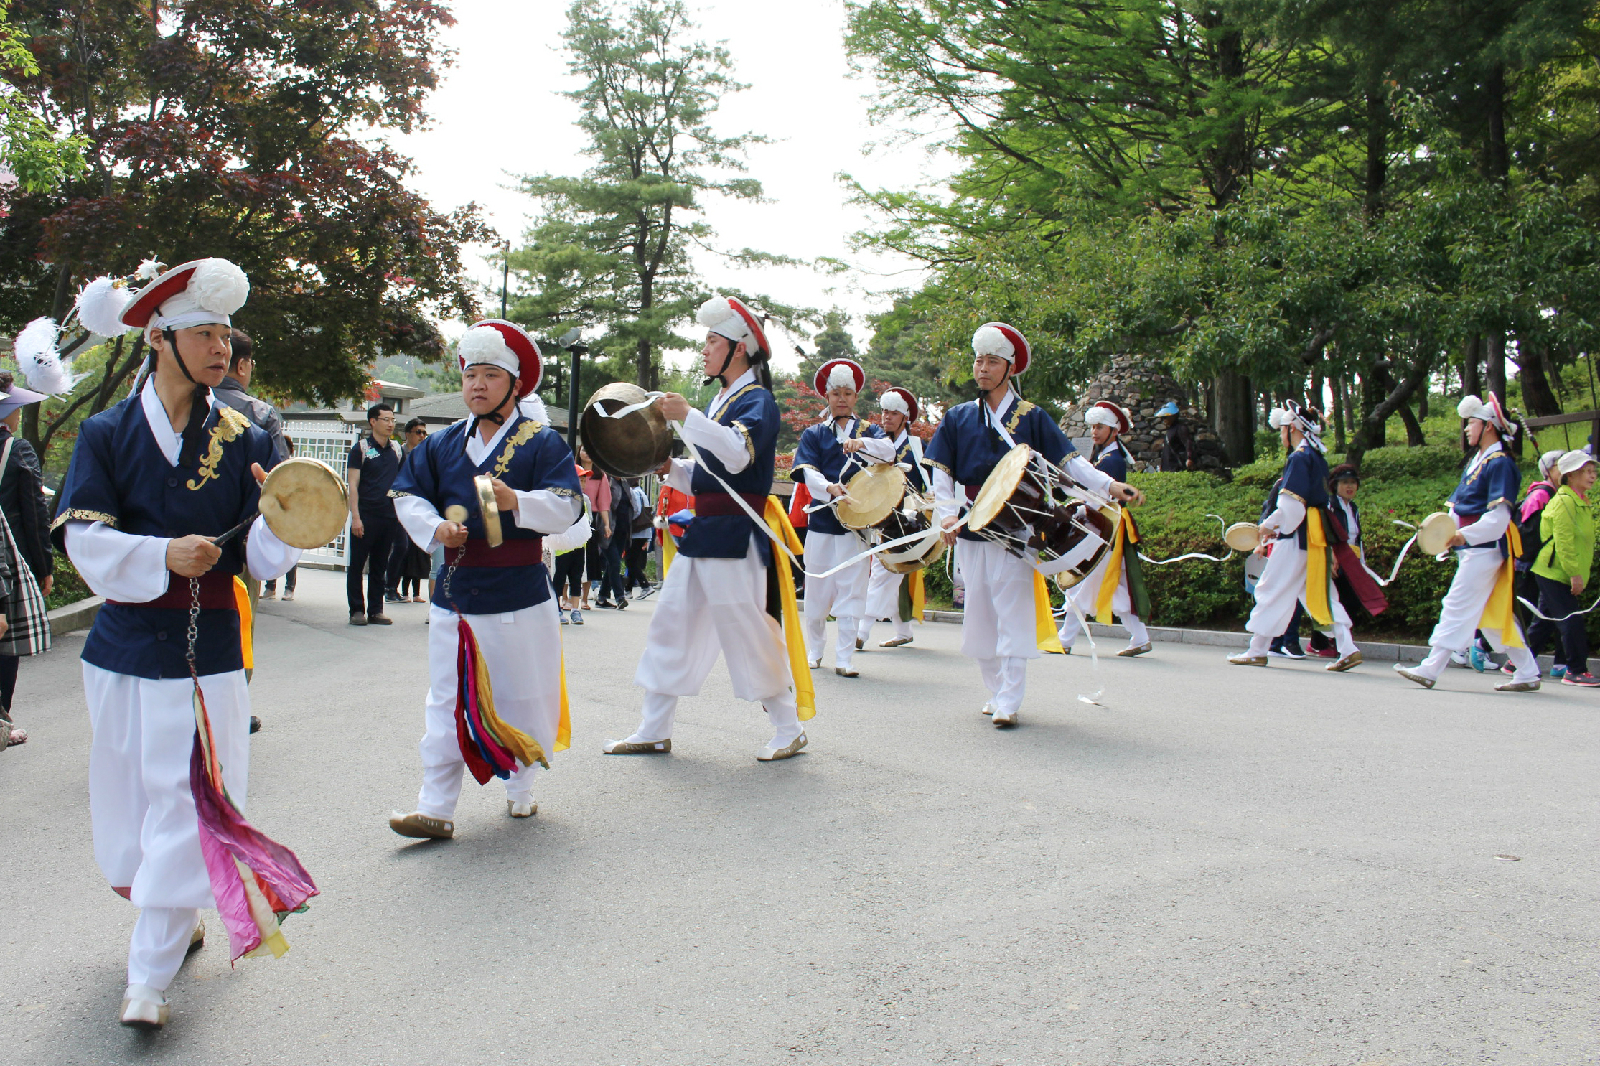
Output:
top-left (857, 386), bottom-right (928, 650)
top-left (926, 323), bottom-right (1143, 728)
top-left (1056, 401), bottom-right (1153, 657)
top-left (792, 358), bottom-right (897, 676)
top-left (387, 320), bottom-right (582, 839)
top-left (53, 258), bottom-right (301, 1028)
top-left (606, 294), bottom-right (810, 762)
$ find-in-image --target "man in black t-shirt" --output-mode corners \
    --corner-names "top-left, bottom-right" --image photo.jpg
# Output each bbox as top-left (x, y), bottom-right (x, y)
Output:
top-left (346, 403), bottom-right (402, 624)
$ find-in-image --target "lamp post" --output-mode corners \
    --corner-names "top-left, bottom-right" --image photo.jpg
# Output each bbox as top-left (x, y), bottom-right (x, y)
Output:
top-left (499, 241), bottom-right (511, 319)
top-left (558, 327), bottom-right (584, 451)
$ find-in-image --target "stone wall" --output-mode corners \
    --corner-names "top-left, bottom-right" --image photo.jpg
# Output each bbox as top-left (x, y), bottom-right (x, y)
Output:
top-left (1056, 353), bottom-right (1227, 471)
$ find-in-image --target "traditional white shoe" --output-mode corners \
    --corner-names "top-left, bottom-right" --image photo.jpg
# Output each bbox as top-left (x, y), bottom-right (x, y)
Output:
top-left (855, 638), bottom-right (865, 651)
top-left (1227, 652), bottom-right (1268, 666)
top-left (506, 799), bottom-right (537, 818)
top-left (1327, 650), bottom-right (1363, 672)
top-left (758, 733), bottom-right (807, 761)
top-left (1394, 664), bottom-right (1436, 689)
top-left (991, 710), bottom-right (1017, 728)
top-left (389, 811), bottom-right (454, 839)
top-left (1118, 641), bottom-right (1153, 657)
top-left (835, 666), bottom-right (859, 678)
top-left (120, 984), bottom-right (168, 1030)
top-left (808, 657), bottom-right (822, 670)
top-left (603, 738), bottom-right (671, 755)
top-left (1494, 678), bottom-right (1541, 692)
top-left (187, 920), bottom-right (205, 955)
top-left (879, 636), bottom-right (912, 648)
top-left (981, 702), bottom-right (994, 716)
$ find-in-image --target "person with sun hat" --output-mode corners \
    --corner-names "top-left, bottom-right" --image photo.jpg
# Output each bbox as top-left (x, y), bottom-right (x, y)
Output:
top-left (385, 319), bottom-right (583, 839)
top-left (856, 385), bottom-right (928, 650)
top-left (926, 322), bottom-right (1144, 728)
top-left (791, 357), bottom-right (897, 676)
top-left (50, 257), bottom-right (303, 1029)
top-left (1056, 400), bottom-right (1154, 657)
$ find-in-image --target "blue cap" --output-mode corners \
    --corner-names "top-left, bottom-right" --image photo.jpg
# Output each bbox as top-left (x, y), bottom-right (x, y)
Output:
top-left (1156, 401), bottom-right (1180, 417)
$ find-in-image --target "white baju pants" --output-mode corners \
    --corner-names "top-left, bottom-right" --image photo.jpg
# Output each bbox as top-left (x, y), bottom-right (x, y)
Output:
top-left (630, 537), bottom-right (800, 744)
top-left (85, 664), bottom-right (251, 990)
top-left (1057, 551), bottom-right (1149, 648)
top-left (957, 539), bottom-right (1039, 716)
top-left (417, 599), bottom-right (563, 818)
top-left (1411, 547), bottom-right (1538, 682)
top-left (802, 529), bottom-right (871, 668)
top-left (858, 556), bottom-right (911, 644)
top-left (1243, 538), bottom-right (1357, 658)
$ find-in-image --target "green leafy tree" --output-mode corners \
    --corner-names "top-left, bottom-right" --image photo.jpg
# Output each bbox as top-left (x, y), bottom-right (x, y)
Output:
top-left (0, 0), bottom-right (82, 193)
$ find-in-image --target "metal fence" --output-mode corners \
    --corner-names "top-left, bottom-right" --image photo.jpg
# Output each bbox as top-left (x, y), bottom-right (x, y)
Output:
top-left (284, 419), bottom-right (358, 569)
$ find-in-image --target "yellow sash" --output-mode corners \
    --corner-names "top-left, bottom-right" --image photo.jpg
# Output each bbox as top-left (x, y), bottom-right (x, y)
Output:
top-left (1034, 570), bottom-right (1064, 653)
top-left (661, 529), bottom-right (676, 576)
top-left (233, 576), bottom-right (254, 671)
top-left (1303, 510), bottom-right (1333, 626)
top-left (1094, 511), bottom-right (1135, 625)
top-left (762, 498), bottom-right (816, 721)
top-left (555, 647), bottom-right (572, 752)
top-left (1478, 523), bottom-right (1525, 647)
top-left (909, 569), bottom-right (925, 622)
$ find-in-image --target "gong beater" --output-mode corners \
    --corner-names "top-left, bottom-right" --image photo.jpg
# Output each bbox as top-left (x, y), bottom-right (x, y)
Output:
top-left (442, 474), bottom-right (504, 548)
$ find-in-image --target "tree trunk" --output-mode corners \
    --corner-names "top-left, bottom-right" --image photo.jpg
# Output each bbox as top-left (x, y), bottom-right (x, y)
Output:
top-left (1358, 368), bottom-right (1386, 449)
top-left (1213, 369), bottom-right (1254, 465)
top-left (1363, 84), bottom-right (1388, 219)
top-left (1485, 332), bottom-right (1507, 401)
top-left (1516, 342), bottom-right (1561, 417)
top-left (1463, 333), bottom-right (1481, 398)
top-left (1399, 402), bottom-right (1425, 446)
top-left (1332, 375), bottom-right (1347, 453)
top-left (1346, 345), bottom-right (1434, 471)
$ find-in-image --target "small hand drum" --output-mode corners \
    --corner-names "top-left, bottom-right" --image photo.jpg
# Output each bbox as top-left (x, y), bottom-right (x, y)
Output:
top-left (1415, 511), bottom-right (1456, 555)
top-left (1224, 522), bottom-right (1264, 553)
top-left (835, 462), bottom-right (907, 531)
top-left (257, 457), bottom-right (349, 549)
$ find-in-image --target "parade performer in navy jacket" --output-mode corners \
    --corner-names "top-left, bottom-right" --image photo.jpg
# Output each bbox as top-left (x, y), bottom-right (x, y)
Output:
top-left (1397, 394), bottom-right (1540, 691)
top-left (54, 258), bottom-right (301, 1028)
top-left (1057, 401), bottom-right (1153, 656)
top-left (791, 359), bottom-right (896, 676)
top-left (386, 321), bottom-right (582, 839)
top-left (858, 386), bottom-right (929, 650)
top-left (1228, 401), bottom-right (1362, 672)
top-left (607, 295), bottom-right (810, 761)
top-left (926, 323), bottom-right (1142, 728)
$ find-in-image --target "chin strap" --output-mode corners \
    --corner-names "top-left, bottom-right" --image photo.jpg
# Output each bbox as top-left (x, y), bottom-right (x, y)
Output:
top-left (466, 378), bottom-right (519, 443)
top-left (703, 332), bottom-right (740, 388)
top-left (978, 368), bottom-right (1013, 432)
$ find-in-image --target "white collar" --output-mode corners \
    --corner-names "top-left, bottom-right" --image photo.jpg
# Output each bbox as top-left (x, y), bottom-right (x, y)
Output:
top-left (890, 428), bottom-right (909, 447)
top-left (1466, 440), bottom-right (1503, 475)
top-left (141, 378), bottom-right (215, 467)
top-left (708, 368), bottom-right (757, 419)
top-left (465, 413), bottom-right (517, 467)
top-left (982, 388), bottom-right (1017, 422)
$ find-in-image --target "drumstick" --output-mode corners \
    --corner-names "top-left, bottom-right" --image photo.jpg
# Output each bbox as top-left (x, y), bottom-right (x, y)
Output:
top-left (211, 512), bottom-right (257, 548)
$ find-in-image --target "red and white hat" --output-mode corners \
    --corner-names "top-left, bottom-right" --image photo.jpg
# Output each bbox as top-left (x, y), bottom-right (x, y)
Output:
top-left (458, 319), bottom-right (542, 397)
top-left (697, 294), bottom-right (770, 357)
top-left (879, 386), bottom-right (919, 423)
top-left (814, 358), bottom-right (865, 396)
top-left (1457, 393), bottom-right (1515, 437)
top-left (1084, 401), bottom-right (1131, 434)
top-left (972, 321), bottom-right (1030, 375)
top-left (121, 258), bottom-right (249, 332)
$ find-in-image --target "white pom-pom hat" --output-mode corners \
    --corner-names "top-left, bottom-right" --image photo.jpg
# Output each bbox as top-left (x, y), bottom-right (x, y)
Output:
top-left (1457, 393), bottom-right (1514, 436)
top-left (813, 358), bottom-right (865, 396)
top-left (457, 319), bottom-right (542, 397)
top-left (971, 321), bottom-right (1030, 374)
top-left (1085, 401), bottom-right (1131, 434)
top-left (75, 276), bottom-right (135, 337)
top-left (121, 258), bottom-right (249, 331)
top-left (697, 294), bottom-right (769, 356)
top-left (879, 386), bottom-right (918, 423)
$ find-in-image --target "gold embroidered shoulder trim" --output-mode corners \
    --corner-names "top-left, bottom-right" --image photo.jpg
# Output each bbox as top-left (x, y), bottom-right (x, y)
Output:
top-left (388, 489), bottom-right (413, 499)
top-left (490, 420), bottom-right (543, 478)
top-left (548, 486), bottom-right (579, 498)
top-left (187, 407), bottom-right (251, 491)
top-left (51, 508), bottom-right (117, 531)
top-left (925, 458), bottom-right (952, 475)
top-left (712, 383), bottom-right (760, 423)
top-left (1006, 401), bottom-right (1036, 434)
top-left (732, 420), bottom-right (756, 466)
top-left (1279, 488), bottom-right (1306, 505)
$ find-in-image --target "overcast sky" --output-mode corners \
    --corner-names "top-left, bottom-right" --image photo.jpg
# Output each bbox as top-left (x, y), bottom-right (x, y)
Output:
top-left (388, 0), bottom-right (956, 374)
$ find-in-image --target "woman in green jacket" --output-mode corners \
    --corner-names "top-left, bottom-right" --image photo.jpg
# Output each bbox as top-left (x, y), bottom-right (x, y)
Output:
top-left (1528, 450), bottom-right (1599, 686)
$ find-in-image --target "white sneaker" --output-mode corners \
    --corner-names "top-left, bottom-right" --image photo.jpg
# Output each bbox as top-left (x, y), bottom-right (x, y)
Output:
top-left (506, 799), bottom-right (537, 818)
top-left (981, 702), bottom-right (994, 716)
top-left (120, 984), bottom-right (168, 1029)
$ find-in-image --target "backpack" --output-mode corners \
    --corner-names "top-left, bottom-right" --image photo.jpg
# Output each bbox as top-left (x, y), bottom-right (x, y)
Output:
top-left (1515, 481), bottom-right (1554, 567)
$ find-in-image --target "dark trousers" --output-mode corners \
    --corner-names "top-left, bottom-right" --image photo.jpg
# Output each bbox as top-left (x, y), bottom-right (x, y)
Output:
top-left (625, 539), bottom-right (650, 590)
top-left (553, 550), bottom-right (585, 599)
top-left (348, 515), bottom-right (399, 615)
top-left (0, 653), bottom-right (17, 714)
top-left (264, 565), bottom-right (297, 593)
top-left (584, 539), bottom-right (605, 599)
top-left (1273, 600), bottom-right (1305, 651)
top-left (600, 537), bottom-right (626, 603)
top-left (384, 531), bottom-right (409, 593)
top-left (1528, 574), bottom-right (1588, 674)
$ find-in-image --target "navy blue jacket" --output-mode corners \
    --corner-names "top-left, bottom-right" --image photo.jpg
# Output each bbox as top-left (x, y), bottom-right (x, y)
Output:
top-left (1275, 443), bottom-right (1331, 549)
top-left (792, 416), bottom-right (889, 537)
top-left (1449, 444), bottom-right (1521, 556)
top-left (925, 396), bottom-right (1074, 543)
top-left (680, 378), bottom-right (781, 561)
top-left (1090, 440), bottom-right (1132, 483)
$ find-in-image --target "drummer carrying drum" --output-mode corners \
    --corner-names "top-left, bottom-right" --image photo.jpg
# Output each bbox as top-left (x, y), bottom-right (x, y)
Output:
top-left (858, 386), bottom-right (929, 650)
top-left (51, 257), bottom-right (303, 1028)
top-left (926, 322), bottom-right (1143, 728)
top-left (792, 358), bottom-right (897, 676)
top-left (1228, 401), bottom-right (1363, 672)
top-left (1396, 394), bottom-right (1541, 692)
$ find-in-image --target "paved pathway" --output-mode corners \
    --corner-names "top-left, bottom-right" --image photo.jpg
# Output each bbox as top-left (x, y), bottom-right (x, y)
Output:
top-left (3, 567), bottom-right (1596, 1064)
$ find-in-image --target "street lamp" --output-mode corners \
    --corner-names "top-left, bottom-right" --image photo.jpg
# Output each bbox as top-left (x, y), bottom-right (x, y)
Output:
top-left (559, 326), bottom-right (584, 451)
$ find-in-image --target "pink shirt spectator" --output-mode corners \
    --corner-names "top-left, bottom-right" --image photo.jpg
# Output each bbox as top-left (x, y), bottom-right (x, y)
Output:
top-left (579, 465), bottom-right (611, 514)
top-left (1520, 481), bottom-right (1555, 523)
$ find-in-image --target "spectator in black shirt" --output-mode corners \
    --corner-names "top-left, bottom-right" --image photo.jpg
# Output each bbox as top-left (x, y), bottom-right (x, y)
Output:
top-left (1157, 401), bottom-right (1198, 472)
top-left (596, 473), bottom-right (631, 609)
top-left (346, 403), bottom-right (401, 625)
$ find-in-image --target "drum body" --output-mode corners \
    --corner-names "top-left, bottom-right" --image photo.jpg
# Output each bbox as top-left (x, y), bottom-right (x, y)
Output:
top-left (1224, 522), bottom-right (1264, 553)
top-left (1415, 511), bottom-right (1456, 556)
top-left (969, 444), bottom-right (1118, 584)
top-left (873, 491), bottom-right (947, 574)
top-left (257, 457), bottom-right (349, 549)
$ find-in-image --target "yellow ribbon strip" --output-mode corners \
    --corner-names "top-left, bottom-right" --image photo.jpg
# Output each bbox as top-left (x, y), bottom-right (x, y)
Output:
top-left (233, 576), bottom-right (254, 671)
top-left (763, 497), bottom-right (816, 721)
top-left (555, 647), bottom-right (572, 753)
top-left (909, 569), bottom-right (925, 623)
top-left (661, 529), bottom-right (676, 576)
top-left (1094, 512), bottom-right (1130, 625)
top-left (1304, 510), bottom-right (1334, 626)
top-left (1478, 523), bottom-right (1525, 647)
top-left (1034, 570), bottom-right (1064, 653)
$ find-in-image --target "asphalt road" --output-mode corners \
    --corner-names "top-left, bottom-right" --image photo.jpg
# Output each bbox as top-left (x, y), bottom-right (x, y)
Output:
top-left (2, 566), bottom-right (1596, 1065)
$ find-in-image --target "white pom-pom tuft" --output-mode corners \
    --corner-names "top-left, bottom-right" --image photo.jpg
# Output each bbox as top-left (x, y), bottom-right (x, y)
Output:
top-left (1457, 395), bottom-right (1485, 420)
top-left (135, 258), bottom-right (164, 280)
top-left (189, 258), bottom-right (249, 315)
top-left (458, 325), bottom-right (515, 368)
top-left (75, 276), bottom-right (134, 337)
top-left (1085, 404), bottom-right (1122, 430)
top-left (825, 364), bottom-right (858, 393)
top-left (880, 391), bottom-right (910, 416)
top-left (14, 316), bottom-right (84, 395)
top-left (696, 296), bottom-right (734, 330)
top-left (972, 324), bottom-right (1014, 360)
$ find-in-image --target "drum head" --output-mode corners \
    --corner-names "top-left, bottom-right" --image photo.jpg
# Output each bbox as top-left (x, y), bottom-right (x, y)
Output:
top-left (580, 382), bottom-right (674, 479)
top-left (1224, 522), bottom-right (1263, 553)
top-left (474, 474), bottom-right (504, 547)
top-left (968, 443), bottom-right (1034, 533)
top-left (257, 457), bottom-right (348, 549)
top-left (836, 463), bottom-right (906, 530)
top-left (1416, 511), bottom-right (1456, 555)
top-left (881, 522), bottom-right (947, 574)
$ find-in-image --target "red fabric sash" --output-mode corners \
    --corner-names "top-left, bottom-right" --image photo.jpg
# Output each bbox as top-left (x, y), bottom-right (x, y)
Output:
top-left (455, 537), bottom-right (543, 568)
top-left (694, 492), bottom-right (769, 517)
top-left (109, 570), bottom-right (237, 610)
top-left (1324, 507), bottom-right (1388, 616)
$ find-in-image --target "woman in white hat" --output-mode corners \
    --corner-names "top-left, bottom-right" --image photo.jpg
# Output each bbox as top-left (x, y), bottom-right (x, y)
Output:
top-left (1524, 450), bottom-right (1600, 687)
